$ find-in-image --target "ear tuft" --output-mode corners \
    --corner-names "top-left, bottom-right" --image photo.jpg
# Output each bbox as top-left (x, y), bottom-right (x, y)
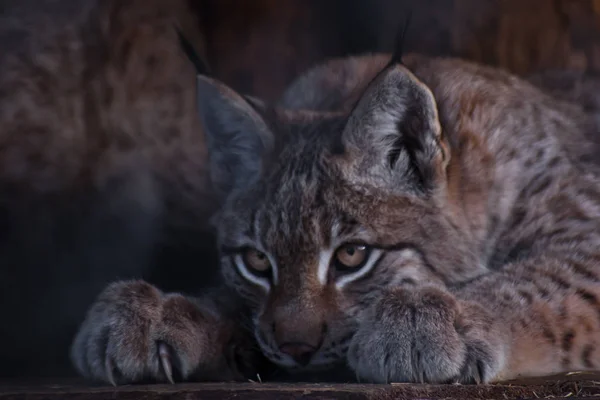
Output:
top-left (176, 25), bottom-right (210, 75)
top-left (387, 10), bottom-right (413, 67)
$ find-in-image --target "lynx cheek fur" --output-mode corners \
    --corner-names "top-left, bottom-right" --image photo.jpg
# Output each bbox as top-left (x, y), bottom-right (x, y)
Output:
top-left (73, 53), bottom-right (600, 384)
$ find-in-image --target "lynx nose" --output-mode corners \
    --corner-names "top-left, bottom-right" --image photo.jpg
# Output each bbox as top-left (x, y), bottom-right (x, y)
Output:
top-left (278, 342), bottom-right (317, 366)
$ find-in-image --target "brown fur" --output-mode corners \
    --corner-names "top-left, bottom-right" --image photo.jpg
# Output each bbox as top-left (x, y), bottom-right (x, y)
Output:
top-left (0, 0), bottom-right (212, 221)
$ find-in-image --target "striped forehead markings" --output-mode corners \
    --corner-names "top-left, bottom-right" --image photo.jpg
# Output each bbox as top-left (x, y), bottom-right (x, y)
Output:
top-left (316, 222), bottom-right (341, 286)
top-left (317, 248), bottom-right (334, 286)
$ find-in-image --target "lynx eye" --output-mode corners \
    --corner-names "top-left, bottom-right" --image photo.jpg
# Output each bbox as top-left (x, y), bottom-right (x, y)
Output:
top-left (334, 244), bottom-right (371, 270)
top-left (242, 248), bottom-right (271, 273)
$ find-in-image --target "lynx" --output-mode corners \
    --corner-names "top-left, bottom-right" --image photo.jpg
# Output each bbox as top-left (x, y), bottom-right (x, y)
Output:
top-left (71, 49), bottom-right (600, 385)
top-left (72, 47), bottom-right (600, 383)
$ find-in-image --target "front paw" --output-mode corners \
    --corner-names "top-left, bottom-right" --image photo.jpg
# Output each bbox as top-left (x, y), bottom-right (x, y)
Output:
top-left (71, 281), bottom-right (242, 385)
top-left (347, 287), bottom-right (504, 384)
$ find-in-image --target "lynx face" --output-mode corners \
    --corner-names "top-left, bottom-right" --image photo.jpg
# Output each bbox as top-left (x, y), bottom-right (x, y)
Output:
top-left (216, 147), bottom-right (444, 369)
top-left (197, 63), bottom-right (484, 370)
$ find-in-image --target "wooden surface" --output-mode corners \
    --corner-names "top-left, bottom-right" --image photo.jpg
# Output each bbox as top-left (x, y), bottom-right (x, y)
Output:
top-left (3, 373), bottom-right (600, 400)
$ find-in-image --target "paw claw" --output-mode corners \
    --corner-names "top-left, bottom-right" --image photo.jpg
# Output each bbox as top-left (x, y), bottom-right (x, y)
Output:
top-left (474, 360), bottom-right (485, 385)
top-left (105, 357), bottom-right (117, 386)
top-left (413, 350), bottom-right (424, 384)
top-left (158, 342), bottom-right (175, 384)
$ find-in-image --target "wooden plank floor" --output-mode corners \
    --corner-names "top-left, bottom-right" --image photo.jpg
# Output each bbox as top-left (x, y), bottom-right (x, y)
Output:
top-left (2, 373), bottom-right (600, 400)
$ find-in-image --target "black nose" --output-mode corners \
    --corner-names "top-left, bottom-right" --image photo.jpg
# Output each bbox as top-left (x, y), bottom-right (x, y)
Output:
top-left (279, 342), bottom-right (317, 366)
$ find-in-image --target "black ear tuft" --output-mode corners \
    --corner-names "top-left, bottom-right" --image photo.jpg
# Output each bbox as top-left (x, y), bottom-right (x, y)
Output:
top-left (387, 9), bottom-right (413, 67)
top-left (175, 25), bottom-right (211, 76)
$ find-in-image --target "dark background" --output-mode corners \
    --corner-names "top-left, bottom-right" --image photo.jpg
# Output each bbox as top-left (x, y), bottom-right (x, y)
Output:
top-left (195, 0), bottom-right (600, 101)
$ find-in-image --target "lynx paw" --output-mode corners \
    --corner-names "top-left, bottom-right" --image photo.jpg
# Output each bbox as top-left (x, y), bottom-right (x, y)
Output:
top-left (347, 286), bottom-right (504, 384)
top-left (71, 281), bottom-right (237, 385)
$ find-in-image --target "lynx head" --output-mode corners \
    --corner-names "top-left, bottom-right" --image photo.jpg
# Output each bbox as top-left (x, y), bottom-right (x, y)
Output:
top-left (196, 61), bottom-right (480, 371)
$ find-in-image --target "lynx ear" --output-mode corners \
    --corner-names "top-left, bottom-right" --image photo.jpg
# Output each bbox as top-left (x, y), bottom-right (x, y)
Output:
top-left (341, 64), bottom-right (448, 194)
top-left (196, 76), bottom-right (274, 197)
